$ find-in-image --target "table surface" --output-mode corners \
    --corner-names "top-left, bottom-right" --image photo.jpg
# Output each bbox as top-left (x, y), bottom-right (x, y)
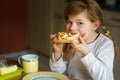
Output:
top-left (6, 68), bottom-right (46, 80)
top-left (5, 58), bottom-right (76, 80)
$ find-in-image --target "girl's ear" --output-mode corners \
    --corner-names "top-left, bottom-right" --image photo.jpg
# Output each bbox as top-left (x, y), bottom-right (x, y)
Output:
top-left (92, 20), bottom-right (100, 31)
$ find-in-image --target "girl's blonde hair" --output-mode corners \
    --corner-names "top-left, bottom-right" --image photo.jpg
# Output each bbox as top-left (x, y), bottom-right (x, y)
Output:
top-left (63, 0), bottom-right (119, 61)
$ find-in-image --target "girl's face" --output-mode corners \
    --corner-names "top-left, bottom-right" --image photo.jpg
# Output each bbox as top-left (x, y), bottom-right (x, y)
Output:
top-left (66, 10), bottom-right (99, 43)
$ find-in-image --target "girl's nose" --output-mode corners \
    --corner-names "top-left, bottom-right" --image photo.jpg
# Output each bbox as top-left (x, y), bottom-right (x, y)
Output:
top-left (70, 24), bottom-right (76, 31)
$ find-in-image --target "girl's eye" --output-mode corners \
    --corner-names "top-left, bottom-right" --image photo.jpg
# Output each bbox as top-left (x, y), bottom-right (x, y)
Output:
top-left (66, 21), bottom-right (72, 26)
top-left (77, 22), bottom-right (83, 25)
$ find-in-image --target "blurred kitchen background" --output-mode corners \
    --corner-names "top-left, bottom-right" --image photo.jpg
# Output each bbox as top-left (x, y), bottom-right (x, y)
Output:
top-left (0, 0), bottom-right (120, 80)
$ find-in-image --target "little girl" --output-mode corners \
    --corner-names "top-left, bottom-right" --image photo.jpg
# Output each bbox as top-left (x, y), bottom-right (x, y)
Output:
top-left (49, 0), bottom-right (119, 80)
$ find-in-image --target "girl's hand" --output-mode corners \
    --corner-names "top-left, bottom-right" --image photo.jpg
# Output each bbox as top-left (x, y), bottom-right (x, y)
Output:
top-left (50, 34), bottom-right (63, 60)
top-left (72, 36), bottom-right (90, 56)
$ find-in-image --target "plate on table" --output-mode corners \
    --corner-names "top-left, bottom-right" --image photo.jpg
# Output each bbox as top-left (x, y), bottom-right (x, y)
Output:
top-left (22, 71), bottom-right (69, 80)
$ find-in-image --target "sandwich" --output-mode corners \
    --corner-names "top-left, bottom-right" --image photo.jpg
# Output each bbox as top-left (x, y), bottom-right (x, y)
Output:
top-left (53, 32), bottom-right (80, 43)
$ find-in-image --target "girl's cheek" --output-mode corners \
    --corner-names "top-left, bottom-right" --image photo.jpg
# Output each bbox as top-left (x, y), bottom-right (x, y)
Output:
top-left (78, 29), bottom-right (85, 37)
top-left (78, 28), bottom-right (82, 33)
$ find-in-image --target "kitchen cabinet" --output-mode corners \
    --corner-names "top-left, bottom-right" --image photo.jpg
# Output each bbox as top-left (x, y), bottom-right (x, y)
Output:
top-left (103, 10), bottom-right (120, 28)
top-left (27, 0), bottom-right (67, 56)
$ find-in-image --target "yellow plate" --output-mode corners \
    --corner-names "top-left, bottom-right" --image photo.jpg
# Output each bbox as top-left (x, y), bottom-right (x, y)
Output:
top-left (22, 71), bottom-right (70, 80)
top-left (0, 67), bottom-right (23, 80)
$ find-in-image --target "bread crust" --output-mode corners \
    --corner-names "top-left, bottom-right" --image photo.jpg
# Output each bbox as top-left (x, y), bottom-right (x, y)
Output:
top-left (53, 37), bottom-right (73, 43)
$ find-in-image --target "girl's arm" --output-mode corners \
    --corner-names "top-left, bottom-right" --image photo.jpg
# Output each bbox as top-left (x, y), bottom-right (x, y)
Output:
top-left (49, 52), bottom-right (67, 73)
top-left (81, 40), bottom-right (114, 80)
top-left (49, 34), bottom-right (67, 73)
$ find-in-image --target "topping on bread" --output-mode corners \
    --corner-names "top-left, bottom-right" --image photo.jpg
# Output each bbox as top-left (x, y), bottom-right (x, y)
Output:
top-left (53, 32), bottom-right (80, 43)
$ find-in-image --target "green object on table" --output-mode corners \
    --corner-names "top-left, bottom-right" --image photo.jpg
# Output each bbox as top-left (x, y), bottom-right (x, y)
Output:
top-left (0, 67), bottom-right (23, 80)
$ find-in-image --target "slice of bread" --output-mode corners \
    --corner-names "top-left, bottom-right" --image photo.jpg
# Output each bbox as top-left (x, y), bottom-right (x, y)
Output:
top-left (53, 32), bottom-right (80, 43)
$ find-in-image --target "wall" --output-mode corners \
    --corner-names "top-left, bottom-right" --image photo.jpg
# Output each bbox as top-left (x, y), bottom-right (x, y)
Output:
top-left (0, 0), bottom-right (27, 53)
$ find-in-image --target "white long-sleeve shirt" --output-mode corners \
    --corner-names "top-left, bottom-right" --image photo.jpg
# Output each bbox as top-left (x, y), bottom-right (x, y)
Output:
top-left (49, 33), bottom-right (115, 80)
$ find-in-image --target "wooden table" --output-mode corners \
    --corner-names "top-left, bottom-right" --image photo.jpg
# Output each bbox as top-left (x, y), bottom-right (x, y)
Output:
top-left (6, 58), bottom-right (76, 80)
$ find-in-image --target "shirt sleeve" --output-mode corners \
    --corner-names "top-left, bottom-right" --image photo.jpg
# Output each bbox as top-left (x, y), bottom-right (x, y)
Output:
top-left (80, 40), bottom-right (115, 80)
top-left (49, 52), bottom-right (67, 73)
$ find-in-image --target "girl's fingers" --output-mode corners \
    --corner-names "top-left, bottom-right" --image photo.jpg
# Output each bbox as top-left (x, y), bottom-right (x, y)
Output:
top-left (50, 34), bottom-right (57, 39)
top-left (72, 35), bottom-right (86, 48)
top-left (78, 36), bottom-right (86, 45)
top-left (50, 34), bottom-right (58, 43)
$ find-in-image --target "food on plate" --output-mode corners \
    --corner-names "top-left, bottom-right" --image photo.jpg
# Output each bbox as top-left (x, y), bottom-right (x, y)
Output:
top-left (53, 32), bottom-right (80, 43)
top-left (0, 65), bottom-right (18, 75)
